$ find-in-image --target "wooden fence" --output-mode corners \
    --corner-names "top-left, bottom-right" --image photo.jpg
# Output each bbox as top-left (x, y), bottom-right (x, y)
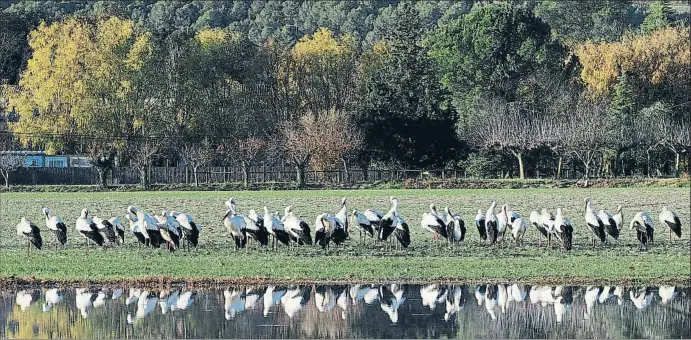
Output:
top-left (8, 165), bottom-right (632, 186)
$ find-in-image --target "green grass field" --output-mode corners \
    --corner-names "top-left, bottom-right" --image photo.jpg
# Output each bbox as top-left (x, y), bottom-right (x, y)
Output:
top-left (0, 188), bottom-right (689, 284)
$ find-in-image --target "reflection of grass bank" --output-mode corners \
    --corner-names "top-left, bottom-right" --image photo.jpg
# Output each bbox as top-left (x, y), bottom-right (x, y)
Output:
top-left (1, 188), bottom-right (689, 285)
top-left (0, 249), bottom-right (688, 286)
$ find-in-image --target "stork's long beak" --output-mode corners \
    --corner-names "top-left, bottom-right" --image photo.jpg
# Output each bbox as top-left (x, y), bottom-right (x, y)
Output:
top-left (222, 210), bottom-right (231, 222)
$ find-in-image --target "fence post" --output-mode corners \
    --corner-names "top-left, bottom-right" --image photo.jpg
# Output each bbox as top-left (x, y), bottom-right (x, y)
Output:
top-left (262, 163), bottom-right (266, 183)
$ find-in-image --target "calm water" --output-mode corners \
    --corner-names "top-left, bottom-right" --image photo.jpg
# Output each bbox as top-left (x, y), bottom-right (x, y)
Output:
top-left (0, 283), bottom-right (688, 339)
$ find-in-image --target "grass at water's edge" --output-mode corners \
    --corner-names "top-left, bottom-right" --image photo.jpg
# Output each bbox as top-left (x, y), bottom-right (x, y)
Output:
top-left (1, 250), bottom-right (688, 287)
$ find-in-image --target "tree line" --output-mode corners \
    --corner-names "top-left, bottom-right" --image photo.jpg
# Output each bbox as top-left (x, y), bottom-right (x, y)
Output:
top-left (0, 0), bottom-right (689, 188)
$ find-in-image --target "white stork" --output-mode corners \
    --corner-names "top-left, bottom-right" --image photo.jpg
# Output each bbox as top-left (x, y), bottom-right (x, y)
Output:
top-left (128, 206), bottom-right (162, 248)
top-left (597, 209), bottom-right (619, 241)
top-left (42, 208), bottom-right (67, 250)
top-left (108, 217), bottom-right (125, 245)
top-left (630, 212), bottom-right (654, 250)
top-left (420, 203), bottom-right (448, 247)
top-left (351, 210), bottom-right (375, 244)
top-left (17, 217), bottom-right (42, 256)
top-left (485, 201), bottom-right (498, 245)
top-left (444, 207), bottom-right (466, 245)
top-left (510, 217), bottom-right (527, 246)
top-left (91, 215), bottom-right (117, 245)
top-left (282, 206), bottom-right (313, 246)
top-left (76, 209), bottom-right (104, 252)
top-left (379, 197), bottom-right (399, 245)
top-left (155, 212), bottom-right (181, 251)
top-left (264, 206), bottom-right (291, 249)
top-left (171, 211), bottom-right (201, 250)
top-left (553, 208), bottom-right (574, 250)
top-left (334, 197), bottom-right (349, 236)
top-left (659, 207), bottom-right (682, 243)
top-left (475, 209), bottom-right (487, 242)
top-left (529, 210), bottom-right (548, 247)
top-left (125, 214), bottom-right (147, 247)
top-left (584, 198), bottom-right (606, 246)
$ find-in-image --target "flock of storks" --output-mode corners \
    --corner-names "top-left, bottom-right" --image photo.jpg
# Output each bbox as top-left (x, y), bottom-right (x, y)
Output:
top-left (15, 196), bottom-right (683, 255)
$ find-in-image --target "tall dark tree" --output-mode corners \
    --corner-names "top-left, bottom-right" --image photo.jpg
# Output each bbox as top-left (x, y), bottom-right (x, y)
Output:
top-left (356, 1), bottom-right (459, 168)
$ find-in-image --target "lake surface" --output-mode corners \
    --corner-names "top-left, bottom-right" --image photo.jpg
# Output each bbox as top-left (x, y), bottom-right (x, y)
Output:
top-left (0, 283), bottom-right (688, 339)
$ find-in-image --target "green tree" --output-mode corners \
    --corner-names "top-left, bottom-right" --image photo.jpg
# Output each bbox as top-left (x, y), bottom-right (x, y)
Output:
top-left (356, 1), bottom-right (459, 168)
top-left (427, 2), bottom-right (567, 119)
top-left (640, 1), bottom-right (673, 34)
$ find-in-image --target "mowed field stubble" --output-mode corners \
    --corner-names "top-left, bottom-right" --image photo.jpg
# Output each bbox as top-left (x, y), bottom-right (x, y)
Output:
top-left (0, 188), bottom-right (689, 284)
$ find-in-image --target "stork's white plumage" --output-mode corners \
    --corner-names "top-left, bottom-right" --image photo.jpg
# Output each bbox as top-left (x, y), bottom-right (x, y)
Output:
top-left (444, 207), bottom-right (466, 245)
top-left (17, 217), bottom-right (42, 254)
top-left (584, 198), bottom-right (606, 246)
top-left (485, 201), bottom-right (498, 245)
top-left (553, 208), bottom-right (574, 250)
top-left (351, 210), bottom-right (375, 242)
top-left (421, 203), bottom-right (448, 242)
top-left (510, 217), bottom-right (526, 246)
top-left (659, 207), bottom-right (682, 242)
top-left (282, 206), bottom-right (313, 246)
top-left (630, 212), bottom-right (654, 249)
top-left (108, 217), bottom-right (125, 245)
top-left (264, 206), bottom-right (291, 248)
top-left (334, 197), bottom-right (349, 235)
top-left (43, 208), bottom-right (67, 249)
top-left (76, 209), bottom-right (104, 250)
top-left (92, 215), bottom-right (117, 245)
top-left (173, 211), bottom-right (201, 249)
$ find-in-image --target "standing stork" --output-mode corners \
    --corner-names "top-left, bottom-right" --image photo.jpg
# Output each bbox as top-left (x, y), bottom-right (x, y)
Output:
top-left (553, 208), bottom-right (574, 250)
top-left (584, 198), bottom-right (606, 247)
top-left (393, 215), bottom-right (411, 249)
top-left (378, 197), bottom-right (399, 247)
top-left (659, 207), bottom-right (682, 243)
top-left (108, 217), bottom-right (126, 245)
top-left (510, 217), bottom-right (527, 246)
top-left (43, 208), bottom-right (67, 250)
top-left (597, 210), bottom-right (619, 242)
top-left (128, 206), bottom-right (162, 248)
top-left (315, 214), bottom-right (345, 253)
top-left (264, 206), bottom-right (291, 249)
top-left (529, 211), bottom-right (548, 247)
top-left (227, 199), bottom-right (269, 248)
top-left (282, 206), bottom-right (313, 247)
top-left (421, 203), bottom-right (448, 248)
top-left (351, 210), bottom-right (374, 245)
top-left (496, 205), bottom-right (519, 241)
top-left (485, 201), bottom-right (498, 245)
top-left (364, 208), bottom-right (384, 236)
top-left (125, 214), bottom-right (148, 247)
top-left (475, 209), bottom-right (487, 242)
top-left (76, 208), bottom-right (104, 252)
top-left (172, 211), bottom-right (200, 250)
top-left (630, 212), bottom-right (654, 250)
top-left (155, 212), bottom-right (180, 251)
top-left (612, 205), bottom-right (624, 232)
top-left (223, 203), bottom-right (247, 251)
top-left (17, 217), bottom-right (42, 256)
top-left (539, 209), bottom-right (556, 247)
top-left (334, 197), bottom-right (349, 236)
top-left (92, 216), bottom-right (118, 245)
top-left (444, 207), bottom-right (466, 246)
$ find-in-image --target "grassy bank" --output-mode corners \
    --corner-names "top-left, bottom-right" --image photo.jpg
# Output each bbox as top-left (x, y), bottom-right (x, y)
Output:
top-left (0, 248), bottom-right (688, 286)
top-left (0, 177), bottom-right (688, 193)
top-left (1, 188), bottom-right (689, 284)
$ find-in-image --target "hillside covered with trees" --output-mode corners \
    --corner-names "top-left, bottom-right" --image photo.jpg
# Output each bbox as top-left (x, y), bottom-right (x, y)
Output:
top-left (0, 0), bottom-right (688, 187)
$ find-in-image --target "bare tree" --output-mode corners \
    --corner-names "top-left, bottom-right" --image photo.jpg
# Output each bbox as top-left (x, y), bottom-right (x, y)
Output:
top-left (470, 98), bottom-right (551, 179)
top-left (0, 134), bottom-right (25, 188)
top-left (282, 118), bottom-right (315, 187)
top-left (180, 137), bottom-right (215, 187)
top-left (126, 137), bottom-right (165, 189)
top-left (218, 137), bottom-right (266, 187)
top-left (643, 103), bottom-right (691, 177)
top-left (564, 99), bottom-right (609, 183)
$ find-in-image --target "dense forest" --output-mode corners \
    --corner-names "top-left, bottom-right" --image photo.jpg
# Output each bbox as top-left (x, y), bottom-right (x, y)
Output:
top-left (0, 0), bottom-right (689, 186)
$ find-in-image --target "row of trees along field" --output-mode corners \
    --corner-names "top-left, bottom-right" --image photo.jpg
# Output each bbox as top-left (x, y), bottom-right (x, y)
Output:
top-left (0, 0), bottom-right (689, 188)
